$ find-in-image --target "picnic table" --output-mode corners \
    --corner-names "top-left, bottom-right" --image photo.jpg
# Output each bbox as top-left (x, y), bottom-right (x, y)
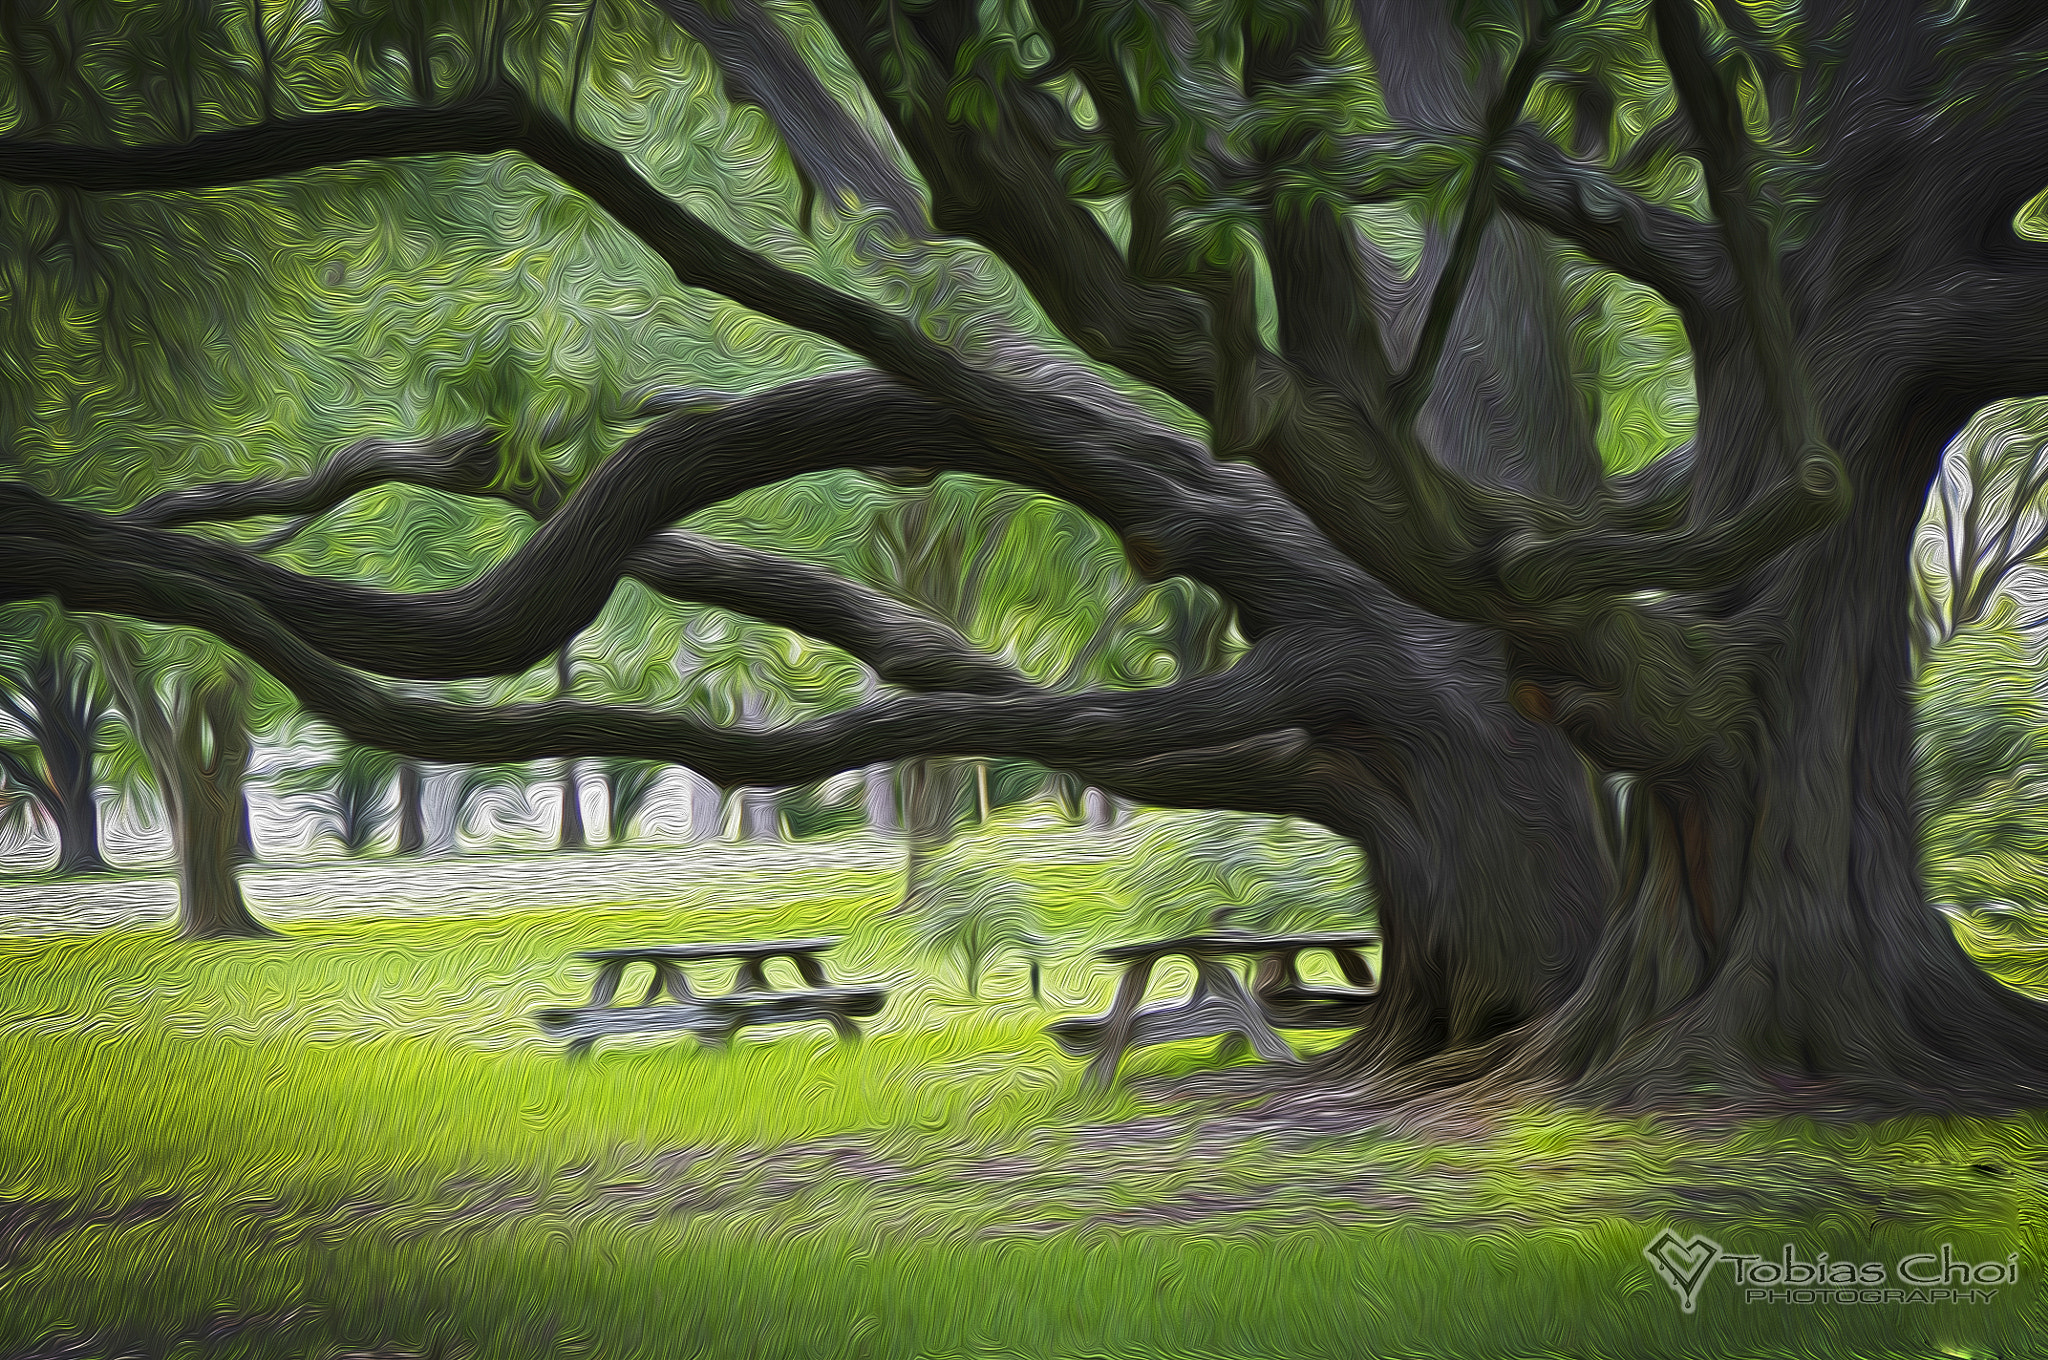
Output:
top-left (531, 937), bottom-right (887, 1056)
top-left (1046, 930), bottom-right (1380, 1084)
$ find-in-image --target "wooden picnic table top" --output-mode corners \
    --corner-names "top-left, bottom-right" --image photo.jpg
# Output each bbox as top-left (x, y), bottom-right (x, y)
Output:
top-left (575, 937), bottom-right (841, 963)
top-left (1096, 930), bottom-right (1381, 963)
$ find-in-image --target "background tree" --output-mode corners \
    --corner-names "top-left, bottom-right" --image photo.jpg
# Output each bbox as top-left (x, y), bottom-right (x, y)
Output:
top-left (0, 603), bottom-right (111, 875)
top-left (1915, 398), bottom-right (2048, 665)
top-left (269, 731), bottom-right (403, 856)
top-left (1917, 621), bottom-right (2048, 918)
top-left (84, 620), bottom-right (268, 939)
top-left (594, 758), bottom-right (666, 845)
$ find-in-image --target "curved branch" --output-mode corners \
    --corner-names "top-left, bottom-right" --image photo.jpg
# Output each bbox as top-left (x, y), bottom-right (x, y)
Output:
top-left (107, 409), bottom-right (1035, 696)
top-left (0, 91), bottom-right (522, 190)
top-left (5, 380), bottom-right (985, 680)
top-left (1387, 16), bottom-right (1561, 425)
top-left (1499, 451), bottom-right (1848, 601)
top-left (649, 0), bottom-right (927, 233)
top-left (1493, 125), bottom-right (1738, 354)
top-left (626, 530), bottom-right (1028, 696)
top-left (22, 522), bottom-right (1322, 787)
top-left (4, 374), bottom-right (1377, 683)
top-left (807, 0), bottom-right (1224, 414)
top-left (119, 429), bottom-right (550, 529)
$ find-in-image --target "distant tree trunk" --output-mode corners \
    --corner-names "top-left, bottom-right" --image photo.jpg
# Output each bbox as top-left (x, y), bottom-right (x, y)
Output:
top-left (233, 786), bottom-right (257, 864)
top-left (3, 637), bottom-right (109, 876)
top-left (48, 784), bottom-right (104, 876)
top-left (167, 678), bottom-right (266, 938)
top-left (394, 760), bottom-right (425, 855)
top-left (557, 759), bottom-right (586, 850)
top-left (732, 686), bottom-right (779, 841)
top-left (553, 645), bottom-right (586, 850)
top-left (898, 756), bottom-right (972, 906)
top-left (38, 689), bottom-right (106, 877)
top-left (601, 765), bottom-right (623, 844)
top-left (598, 760), bottom-right (664, 845)
top-left (863, 763), bottom-right (897, 832)
top-left (1047, 770), bottom-right (1086, 825)
top-left (85, 621), bottom-right (270, 940)
top-left (684, 771), bottom-right (721, 842)
top-left (737, 787), bottom-right (779, 840)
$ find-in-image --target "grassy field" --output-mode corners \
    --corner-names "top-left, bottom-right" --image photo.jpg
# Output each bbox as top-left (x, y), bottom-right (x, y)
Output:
top-left (1, 825), bottom-right (2044, 1359)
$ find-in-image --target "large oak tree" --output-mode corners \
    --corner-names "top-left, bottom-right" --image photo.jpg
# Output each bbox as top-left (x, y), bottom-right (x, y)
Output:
top-left (4, 0), bottom-right (2048, 1111)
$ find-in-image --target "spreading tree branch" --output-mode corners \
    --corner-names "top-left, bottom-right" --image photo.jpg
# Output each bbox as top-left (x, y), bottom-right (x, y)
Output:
top-left (626, 530), bottom-right (1030, 696)
top-left (1492, 125), bottom-right (1739, 353)
top-left (119, 430), bottom-right (542, 529)
top-left (807, 0), bottom-right (1225, 414)
top-left (28, 522), bottom-right (1329, 788)
top-left (648, 0), bottom-right (927, 233)
top-left (1241, 1), bottom-right (1395, 403)
top-left (0, 90), bottom-right (524, 189)
top-left (1387, 13), bottom-right (1561, 425)
top-left (0, 83), bottom-right (1369, 636)
top-left (3, 374), bottom-right (1375, 685)
top-left (1651, 0), bottom-right (1830, 468)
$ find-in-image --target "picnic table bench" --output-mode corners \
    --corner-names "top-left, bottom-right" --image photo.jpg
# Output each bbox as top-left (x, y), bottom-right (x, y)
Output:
top-left (532, 938), bottom-right (887, 1056)
top-left (1046, 930), bottom-right (1380, 1084)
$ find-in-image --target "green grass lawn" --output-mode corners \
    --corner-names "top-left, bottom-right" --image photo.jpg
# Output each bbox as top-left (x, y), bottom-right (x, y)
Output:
top-left (1, 832), bottom-right (2044, 1359)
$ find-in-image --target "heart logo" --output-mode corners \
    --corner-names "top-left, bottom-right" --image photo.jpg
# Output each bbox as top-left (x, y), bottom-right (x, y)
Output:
top-left (1644, 1230), bottom-right (1725, 1313)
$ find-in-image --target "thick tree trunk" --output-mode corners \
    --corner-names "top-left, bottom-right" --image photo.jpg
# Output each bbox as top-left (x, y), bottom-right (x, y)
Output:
top-left (169, 758), bottom-right (267, 939)
top-left (83, 622), bottom-right (270, 939)
top-left (394, 760), bottom-right (425, 855)
top-left (168, 672), bottom-right (268, 939)
top-left (1310, 629), bottom-right (1614, 1076)
top-left (1478, 389), bottom-right (2048, 1112)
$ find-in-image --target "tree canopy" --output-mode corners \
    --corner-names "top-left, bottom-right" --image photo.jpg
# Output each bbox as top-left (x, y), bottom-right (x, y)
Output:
top-left (7, 0), bottom-right (2048, 1113)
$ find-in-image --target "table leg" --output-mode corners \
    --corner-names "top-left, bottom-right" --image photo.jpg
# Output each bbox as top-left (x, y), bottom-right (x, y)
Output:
top-left (790, 953), bottom-right (830, 989)
top-left (1199, 962), bottom-right (1295, 1063)
top-left (1085, 956), bottom-right (1157, 1087)
top-left (587, 961), bottom-right (628, 1009)
top-left (1252, 951), bottom-right (1301, 1003)
top-left (648, 961), bottom-right (694, 1004)
top-left (1334, 948), bottom-right (1376, 990)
